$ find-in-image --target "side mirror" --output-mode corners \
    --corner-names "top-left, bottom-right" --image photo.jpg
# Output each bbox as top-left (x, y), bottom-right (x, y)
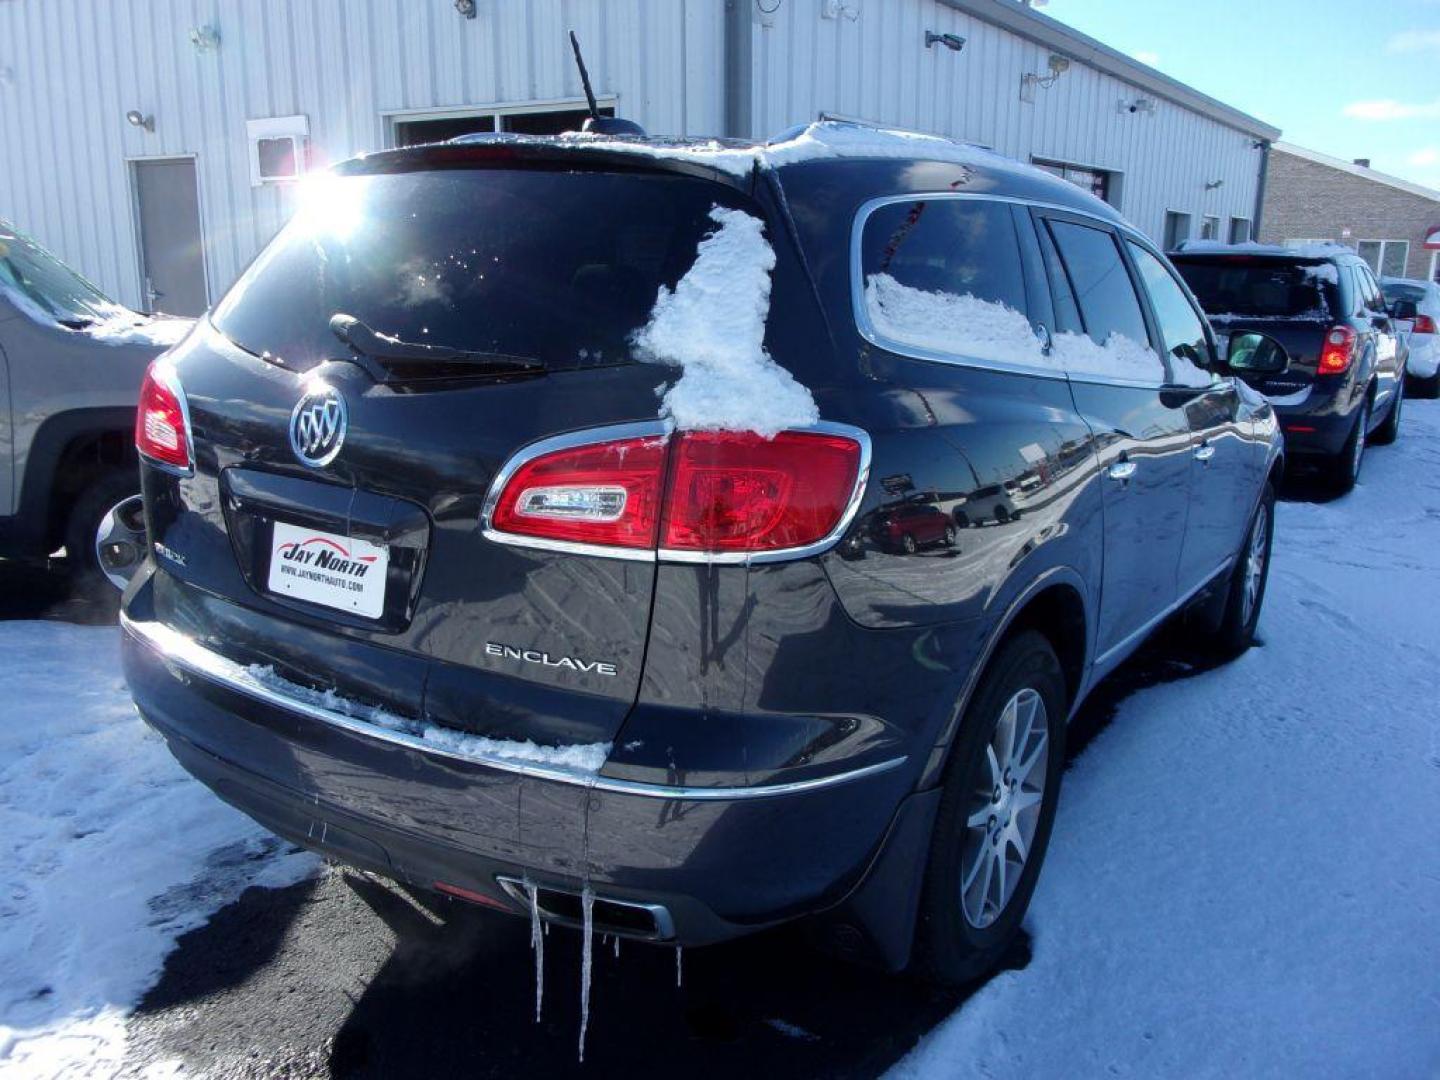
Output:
top-left (1224, 330), bottom-right (1289, 375)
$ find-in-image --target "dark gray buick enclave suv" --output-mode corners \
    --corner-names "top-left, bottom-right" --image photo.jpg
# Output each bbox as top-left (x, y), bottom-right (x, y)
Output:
top-left (120, 121), bottom-right (1284, 984)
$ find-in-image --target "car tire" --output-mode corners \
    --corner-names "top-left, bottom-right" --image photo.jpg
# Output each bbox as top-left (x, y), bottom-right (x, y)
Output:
top-left (1326, 395), bottom-right (1369, 494)
top-left (901, 532), bottom-right (918, 555)
top-left (911, 630), bottom-right (1066, 985)
top-left (1204, 483), bottom-right (1275, 658)
top-left (943, 525), bottom-right (957, 546)
top-left (65, 466), bottom-right (141, 596)
top-left (1371, 379), bottom-right (1403, 445)
top-left (1406, 371), bottom-right (1440, 399)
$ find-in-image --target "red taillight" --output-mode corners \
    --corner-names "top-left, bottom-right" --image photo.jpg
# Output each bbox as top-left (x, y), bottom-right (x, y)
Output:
top-left (660, 431), bottom-right (861, 553)
top-left (1412, 314), bottom-right (1436, 335)
top-left (135, 362), bottom-right (192, 471)
top-left (1317, 325), bottom-right (1357, 375)
top-left (489, 435), bottom-right (668, 550)
top-left (487, 427), bottom-right (865, 558)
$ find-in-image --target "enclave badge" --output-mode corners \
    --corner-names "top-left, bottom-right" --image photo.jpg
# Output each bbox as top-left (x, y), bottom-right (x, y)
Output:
top-left (289, 383), bottom-right (347, 467)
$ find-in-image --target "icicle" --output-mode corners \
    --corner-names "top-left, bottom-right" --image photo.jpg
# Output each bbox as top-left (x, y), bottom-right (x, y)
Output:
top-left (526, 882), bottom-right (544, 1023)
top-left (613, 935), bottom-right (620, 959)
top-left (578, 885), bottom-right (595, 1062)
top-left (675, 945), bottom-right (683, 988)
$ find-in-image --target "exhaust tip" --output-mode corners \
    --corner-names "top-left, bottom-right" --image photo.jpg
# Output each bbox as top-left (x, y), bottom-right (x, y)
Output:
top-left (496, 876), bottom-right (675, 941)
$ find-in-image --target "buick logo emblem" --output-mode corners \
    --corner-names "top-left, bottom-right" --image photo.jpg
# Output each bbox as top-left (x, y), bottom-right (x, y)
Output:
top-left (289, 384), bottom-right (347, 467)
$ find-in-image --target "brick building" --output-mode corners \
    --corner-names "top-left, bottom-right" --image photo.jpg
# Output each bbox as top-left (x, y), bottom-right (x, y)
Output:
top-left (1259, 142), bottom-right (1440, 283)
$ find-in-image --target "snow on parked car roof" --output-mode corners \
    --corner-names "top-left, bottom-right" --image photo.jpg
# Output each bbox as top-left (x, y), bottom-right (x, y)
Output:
top-left (1172, 239), bottom-right (1356, 260)
top-left (444, 120), bottom-right (1113, 212)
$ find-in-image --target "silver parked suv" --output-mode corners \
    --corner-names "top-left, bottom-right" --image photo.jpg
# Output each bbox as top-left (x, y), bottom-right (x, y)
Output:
top-left (0, 221), bottom-right (192, 589)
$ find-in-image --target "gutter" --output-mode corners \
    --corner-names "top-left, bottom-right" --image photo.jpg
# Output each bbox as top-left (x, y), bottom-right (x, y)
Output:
top-left (937, 0), bottom-right (1282, 141)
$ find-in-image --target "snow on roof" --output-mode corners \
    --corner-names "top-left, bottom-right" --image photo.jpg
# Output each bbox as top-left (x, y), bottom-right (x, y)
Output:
top-left (1274, 142), bottom-right (1440, 204)
top-left (453, 121), bottom-right (1089, 195)
top-left (1173, 239), bottom-right (1353, 260)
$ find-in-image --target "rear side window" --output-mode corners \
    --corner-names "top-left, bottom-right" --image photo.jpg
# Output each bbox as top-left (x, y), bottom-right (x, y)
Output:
top-left (1044, 220), bottom-right (1162, 382)
top-left (211, 167), bottom-right (757, 372)
top-left (1172, 258), bottom-right (1336, 319)
top-left (1127, 242), bottom-right (1216, 385)
top-left (858, 198), bottom-right (1042, 369)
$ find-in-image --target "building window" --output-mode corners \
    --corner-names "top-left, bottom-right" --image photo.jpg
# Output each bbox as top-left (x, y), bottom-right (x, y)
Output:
top-left (1201, 216), bottom-right (1220, 241)
top-left (1163, 211), bottom-right (1192, 251)
top-left (1357, 239), bottom-right (1409, 278)
top-left (1034, 159), bottom-right (1114, 204)
top-left (1228, 217), bottom-right (1251, 244)
top-left (390, 104), bottom-right (614, 148)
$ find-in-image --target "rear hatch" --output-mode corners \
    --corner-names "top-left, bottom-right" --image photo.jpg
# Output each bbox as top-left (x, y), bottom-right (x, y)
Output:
top-left (151, 145), bottom-right (763, 750)
top-left (1172, 253), bottom-right (1340, 399)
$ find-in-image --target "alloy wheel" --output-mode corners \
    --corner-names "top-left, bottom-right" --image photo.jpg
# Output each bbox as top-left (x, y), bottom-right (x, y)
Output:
top-left (1240, 503), bottom-right (1268, 627)
top-left (959, 688), bottom-right (1049, 929)
top-left (94, 495), bottom-right (147, 590)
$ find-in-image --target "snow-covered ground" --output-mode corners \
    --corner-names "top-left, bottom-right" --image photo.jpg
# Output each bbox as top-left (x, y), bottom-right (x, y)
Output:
top-left (2, 407), bottom-right (1438, 1078)
top-left (890, 409), bottom-right (1440, 1078)
top-left (0, 624), bottom-right (315, 1077)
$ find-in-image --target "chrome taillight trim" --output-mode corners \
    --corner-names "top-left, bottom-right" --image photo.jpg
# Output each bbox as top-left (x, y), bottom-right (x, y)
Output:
top-left (479, 419), bottom-right (873, 565)
top-left (136, 359), bottom-right (196, 478)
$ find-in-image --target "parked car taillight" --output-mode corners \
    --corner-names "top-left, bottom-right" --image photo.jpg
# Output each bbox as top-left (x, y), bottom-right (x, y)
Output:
top-left (1317, 326), bottom-right (1358, 375)
top-left (487, 427), bottom-right (865, 557)
top-left (135, 362), bottom-right (193, 473)
top-left (1412, 314), bottom-right (1436, 335)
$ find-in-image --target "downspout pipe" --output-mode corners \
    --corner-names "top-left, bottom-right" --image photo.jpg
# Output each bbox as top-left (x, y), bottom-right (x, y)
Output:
top-left (724, 0), bottom-right (753, 139)
top-left (1252, 140), bottom-right (1271, 241)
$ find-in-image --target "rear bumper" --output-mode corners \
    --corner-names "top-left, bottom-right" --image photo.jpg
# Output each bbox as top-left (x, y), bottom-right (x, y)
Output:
top-left (1273, 388), bottom-right (1359, 457)
top-left (120, 611), bottom-right (914, 945)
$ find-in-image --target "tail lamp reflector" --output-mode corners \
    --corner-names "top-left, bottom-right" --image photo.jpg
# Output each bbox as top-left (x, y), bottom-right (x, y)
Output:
top-left (1412, 314), bottom-right (1436, 335)
top-left (1317, 325), bottom-right (1358, 375)
top-left (135, 362), bottom-right (192, 471)
top-left (489, 429), bottom-right (864, 557)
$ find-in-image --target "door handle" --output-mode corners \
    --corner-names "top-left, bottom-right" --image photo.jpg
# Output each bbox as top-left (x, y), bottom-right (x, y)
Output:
top-left (1194, 444), bottom-right (1216, 463)
top-left (1106, 460), bottom-right (1137, 482)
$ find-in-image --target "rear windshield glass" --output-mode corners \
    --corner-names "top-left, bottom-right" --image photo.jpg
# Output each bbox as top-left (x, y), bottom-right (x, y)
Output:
top-left (1381, 282), bottom-right (1426, 305)
top-left (1172, 258), bottom-right (1337, 320)
top-left (211, 167), bottom-right (754, 371)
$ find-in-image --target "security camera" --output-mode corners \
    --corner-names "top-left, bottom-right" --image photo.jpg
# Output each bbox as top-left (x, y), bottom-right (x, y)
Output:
top-left (454, 0), bottom-right (477, 17)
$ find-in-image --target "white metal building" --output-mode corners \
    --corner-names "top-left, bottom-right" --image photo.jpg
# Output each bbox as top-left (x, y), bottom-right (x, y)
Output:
top-left (0, 0), bottom-right (1280, 316)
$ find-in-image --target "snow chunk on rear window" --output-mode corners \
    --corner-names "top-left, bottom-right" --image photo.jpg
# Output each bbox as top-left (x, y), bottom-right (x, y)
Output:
top-left (863, 273), bottom-right (1167, 382)
top-left (632, 205), bottom-right (818, 437)
top-left (246, 665), bottom-right (613, 776)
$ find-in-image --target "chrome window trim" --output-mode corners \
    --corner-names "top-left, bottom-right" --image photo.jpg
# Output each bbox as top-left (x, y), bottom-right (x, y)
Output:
top-left (850, 191), bottom-right (1184, 391)
top-left (480, 419), bottom-right (873, 566)
top-left (136, 358), bottom-right (197, 478)
top-left (123, 613), bottom-right (904, 801)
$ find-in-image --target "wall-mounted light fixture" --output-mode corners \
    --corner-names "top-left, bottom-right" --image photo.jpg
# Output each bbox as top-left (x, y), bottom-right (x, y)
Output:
top-left (925, 31), bottom-right (965, 52)
top-left (1116, 96), bottom-right (1156, 116)
top-left (1020, 54), bottom-right (1069, 101)
top-left (1205, 179), bottom-right (1225, 190)
top-left (188, 24), bottom-right (221, 51)
top-left (125, 109), bottom-right (154, 133)
top-left (454, 0), bottom-right (477, 17)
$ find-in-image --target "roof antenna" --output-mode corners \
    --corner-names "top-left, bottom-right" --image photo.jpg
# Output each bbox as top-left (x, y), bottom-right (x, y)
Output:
top-left (567, 30), bottom-right (646, 137)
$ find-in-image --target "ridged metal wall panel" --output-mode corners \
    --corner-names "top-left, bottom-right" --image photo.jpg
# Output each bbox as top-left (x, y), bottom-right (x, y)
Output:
top-left (752, 0), bottom-right (1265, 243)
top-left (0, 0), bottom-right (726, 310)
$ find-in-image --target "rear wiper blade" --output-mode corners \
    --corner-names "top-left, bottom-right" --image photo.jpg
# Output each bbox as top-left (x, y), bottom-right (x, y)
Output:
top-left (329, 313), bottom-right (546, 381)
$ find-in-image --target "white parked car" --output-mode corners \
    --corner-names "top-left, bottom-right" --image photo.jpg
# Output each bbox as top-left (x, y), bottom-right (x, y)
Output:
top-left (1382, 276), bottom-right (1440, 398)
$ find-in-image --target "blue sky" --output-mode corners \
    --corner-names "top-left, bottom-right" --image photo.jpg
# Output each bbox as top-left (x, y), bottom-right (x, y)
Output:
top-left (1042, 0), bottom-right (1440, 191)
